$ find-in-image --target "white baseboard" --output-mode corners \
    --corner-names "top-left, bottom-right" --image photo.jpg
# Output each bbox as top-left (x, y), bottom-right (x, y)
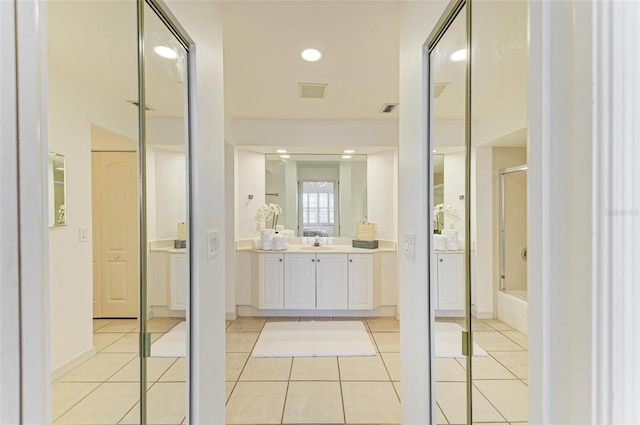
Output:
top-left (435, 309), bottom-right (465, 318)
top-left (472, 308), bottom-right (494, 320)
top-left (226, 312), bottom-right (237, 320)
top-left (52, 347), bottom-right (96, 381)
top-left (236, 305), bottom-right (397, 318)
top-left (151, 306), bottom-right (187, 318)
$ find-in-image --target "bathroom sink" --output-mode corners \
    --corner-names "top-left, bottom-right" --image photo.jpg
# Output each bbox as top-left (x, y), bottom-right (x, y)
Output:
top-left (299, 246), bottom-right (334, 251)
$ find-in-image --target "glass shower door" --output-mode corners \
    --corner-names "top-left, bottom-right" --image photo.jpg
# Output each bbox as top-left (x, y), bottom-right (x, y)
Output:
top-left (500, 166), bottom-right (528, 296)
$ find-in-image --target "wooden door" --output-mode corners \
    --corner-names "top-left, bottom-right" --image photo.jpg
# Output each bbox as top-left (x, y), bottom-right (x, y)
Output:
top-left (92, 152), bottom-right (138, 318)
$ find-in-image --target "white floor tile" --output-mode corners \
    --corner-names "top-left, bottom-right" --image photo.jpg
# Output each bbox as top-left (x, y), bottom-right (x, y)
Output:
top-left (283, 381), bottom-right (344, 424)
top-left (239, 357), bottom-right (292, 381)
top-left (226, 381), bottom-right (288, 424)
top-left (54, 383), bottom-right (138, 424)
top-left (339, 355), bottom-right (390, 381)
top-left (342, 381), bottom-right (401, 424)
top-left (371, 332), bottom-right (400, 352)
top-left (290, 357), bottom-right (339, 381)
top-left (58, 353), bottom-right (136, 382)
top-left (52, 382), bottom-right (100, 421)
top-left (226, 332), bottom-right (260, 352)
top-left (474, 379), bottom-right (528, 422)
top-left (381, 352), bottom-right (401, 381)
top-left (491, 351), bottom-right (528, 379)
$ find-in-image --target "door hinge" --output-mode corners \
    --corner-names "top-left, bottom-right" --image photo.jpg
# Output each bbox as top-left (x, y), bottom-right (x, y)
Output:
top-left (461, 330), bottom-right (470, 356)
top-left (141, 332), bottom-right (151, 358)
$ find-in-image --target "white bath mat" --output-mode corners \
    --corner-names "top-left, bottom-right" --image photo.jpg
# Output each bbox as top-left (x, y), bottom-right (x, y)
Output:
top-left (435, 322), bottom-right (488, 358)
top-left (150, 321), bottom-right (186, 357)
top-left (252, 321), bottom-right (376, 358)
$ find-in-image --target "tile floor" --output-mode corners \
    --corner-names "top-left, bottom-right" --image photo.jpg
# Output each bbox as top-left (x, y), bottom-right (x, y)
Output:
top-left (53, 316), bottom-right (528, 425)
top-left (53, 317), bottom-right (186, 425)
top-left (225, 316), bottom-right (529, 425)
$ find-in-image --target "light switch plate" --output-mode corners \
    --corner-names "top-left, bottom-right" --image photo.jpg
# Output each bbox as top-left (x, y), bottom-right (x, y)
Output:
top-left (207, 230), bottom-right (220, 259)
top-left (403, 233), bottom-right (415, 259)
top-left (78, 226), bottom-right (89, 242)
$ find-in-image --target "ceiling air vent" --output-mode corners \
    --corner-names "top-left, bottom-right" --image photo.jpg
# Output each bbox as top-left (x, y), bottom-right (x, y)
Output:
top-left (299, 83), bottom-right (328, 99)
top-left (127, 100), bottom-right (155, 111)
top-left (380, 103), bottom-right (398, 113)
top-left (434, 83), bottom-right (450, 98)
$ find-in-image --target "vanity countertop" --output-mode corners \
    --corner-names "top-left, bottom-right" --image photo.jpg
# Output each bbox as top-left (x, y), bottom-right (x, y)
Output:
top-left (150, 247), bottom-right (186, 253)
top-left (236, 239), bottom-right (396, 254)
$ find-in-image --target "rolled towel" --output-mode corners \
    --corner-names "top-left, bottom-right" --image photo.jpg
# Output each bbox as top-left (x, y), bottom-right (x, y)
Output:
top-left (433, 234), bottom-right (447, 251)
top-left (251, 237), bottom-right (262, 250)
top-left (441, 229), bottom-right (459, 251)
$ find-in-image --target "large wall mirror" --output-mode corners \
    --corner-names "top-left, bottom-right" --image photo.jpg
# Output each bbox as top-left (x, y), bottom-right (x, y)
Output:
top-left (265, 154), bottom-right (367, 238)
top-left (48, 152), bottom-right (66, 227)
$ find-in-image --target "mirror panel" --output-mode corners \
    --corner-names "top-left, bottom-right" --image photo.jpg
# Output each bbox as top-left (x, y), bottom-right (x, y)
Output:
top-left (48, 153), bottom-right (66, 227)
top-left (265, 154), bottom-right (367, 237)
top-left (141, 1), bottom-right (190, 423)
top-left (429, 2), bottom-right (470, 424)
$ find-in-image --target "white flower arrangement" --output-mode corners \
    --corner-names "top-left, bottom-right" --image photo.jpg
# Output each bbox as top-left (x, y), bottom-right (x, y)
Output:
top-left (433, 203), bottom-right (460, 233)
top-left (255, 203), bottom-right (283, 230)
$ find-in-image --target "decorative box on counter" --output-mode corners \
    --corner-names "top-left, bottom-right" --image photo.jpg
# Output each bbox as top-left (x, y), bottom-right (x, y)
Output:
top-left (352, 239), bottom-right (379, 249)
top-left (356, 221), bottom-right (377, 241)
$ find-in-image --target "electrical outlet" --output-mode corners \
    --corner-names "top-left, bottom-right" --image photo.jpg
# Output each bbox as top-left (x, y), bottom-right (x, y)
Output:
top-left (403, 233), bottom-right (415, 259)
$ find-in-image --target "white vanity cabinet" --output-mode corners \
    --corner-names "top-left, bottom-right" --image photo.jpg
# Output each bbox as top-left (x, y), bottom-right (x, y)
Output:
top-left (316, 254), bottom-right (348, 310)
top-left (248, 249), bottom-right (388, 313)
top-left (169, 253), bottom-right (187, 310)
top-left (284, 253), bottom-right (317, 309)
top-left (435, 251), bottom-right (464, 315)
top-left (258, 253), bottom-right (284, 309)
top-left (348, 254), bottom-right (374, 310)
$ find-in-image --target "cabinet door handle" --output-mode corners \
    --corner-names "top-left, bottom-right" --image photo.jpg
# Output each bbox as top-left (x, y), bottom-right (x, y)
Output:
top-left (312, 259), bottom-right (315, 262)
top-left (317, 259), bottom-right (320, 262)
top-left (439, 258), bottom-right (443, 262)
top-left (349, 259), bottom-right (353, 262)
top-left (279, 259), bottom-right (282, 262)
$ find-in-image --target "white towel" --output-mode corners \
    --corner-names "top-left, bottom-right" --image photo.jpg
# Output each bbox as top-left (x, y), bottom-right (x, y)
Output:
top-left (441, 229), bottom-right (459, 251)
top-left (434, 234), bottom-right (447, 251)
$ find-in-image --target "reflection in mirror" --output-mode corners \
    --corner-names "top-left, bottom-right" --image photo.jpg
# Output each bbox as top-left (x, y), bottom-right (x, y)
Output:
top-left (429, 3), bottom-right (469, 424)
top-left (433, 154), bottom-right (444, 233)
top-left (265, 154), bottom-right (367, 237)
top-left (48, 153), bottom-right (66, 227)
top-left (142, 1), bottom-right (190, 422)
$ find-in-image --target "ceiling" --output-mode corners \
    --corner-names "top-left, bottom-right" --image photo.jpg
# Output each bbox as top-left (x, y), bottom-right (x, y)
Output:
top-left (221, 1), bottom-right (400, 120)
top-left (47, 0), bottom-right (527, 148)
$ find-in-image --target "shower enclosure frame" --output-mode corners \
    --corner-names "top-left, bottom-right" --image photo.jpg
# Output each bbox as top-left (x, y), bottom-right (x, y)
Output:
top-left (499, 164), bottom-right (528, 292)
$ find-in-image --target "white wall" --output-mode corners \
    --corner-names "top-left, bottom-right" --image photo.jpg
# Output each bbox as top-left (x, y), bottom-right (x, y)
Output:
top-left (225, 143), bottom-right (236, 318)
top-left (398, 2), bottom-right (448, 424)
top-left (48, 65), bottom-right (137, 372)
top-left (232, 119), bottom-right (398, 148)
top-left (443, 152), bottom-right (465, 238)
top-left (235, 149), bottom-right (266, 240)
top-left (471, 146), bottom-right (493, 318)
top-left (163, 1), bottom-right (226, 422)
top-left (148, 147), bottom-right (187, 240)
top-left (1, 2), bottom-right (22, 419)
top-left (367, 150), bottom-right (397, 241)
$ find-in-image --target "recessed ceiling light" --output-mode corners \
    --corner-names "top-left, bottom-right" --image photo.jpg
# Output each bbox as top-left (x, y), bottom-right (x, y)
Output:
top-left (154, 45), bottom-right (177, 59)
top-left (301, 48), bottom-right (322, 62)
top-left (276, 149), bottom-right (287, 153)
top-left (450, 49), bottom-right (467, 62)
top-left (280, 155), bottom-right (290, 159)
top-left (344, 149), bottom-right (355, 154)
top-left (342, 155), bottom-right (352, 159)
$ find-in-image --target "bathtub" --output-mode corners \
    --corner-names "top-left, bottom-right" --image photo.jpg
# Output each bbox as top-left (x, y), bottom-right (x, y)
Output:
top-left (497, 290), bottom-right (528, 335)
